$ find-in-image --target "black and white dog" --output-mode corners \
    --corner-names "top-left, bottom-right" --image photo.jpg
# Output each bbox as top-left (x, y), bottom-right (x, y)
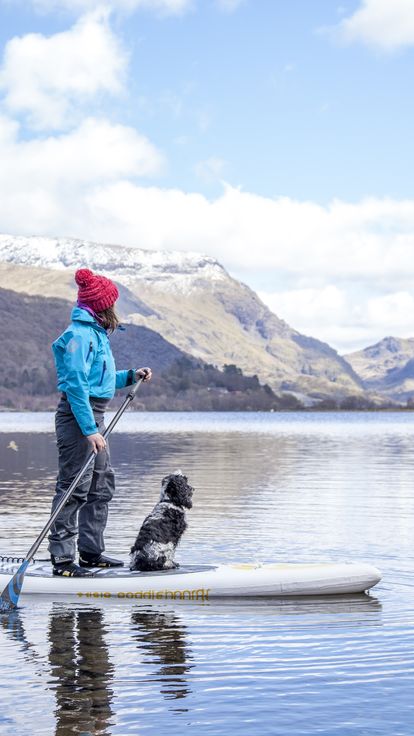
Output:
top-left (130, 471), bottom-right (194, 572)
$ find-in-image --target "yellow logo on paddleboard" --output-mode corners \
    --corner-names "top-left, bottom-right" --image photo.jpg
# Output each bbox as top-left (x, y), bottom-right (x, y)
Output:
top-left (77, 587), bottom-right (211, 601)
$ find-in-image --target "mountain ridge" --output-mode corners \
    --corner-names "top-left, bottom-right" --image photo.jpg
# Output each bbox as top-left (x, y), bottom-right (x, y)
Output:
top-left (345, 336), bottom-right (414, 401)
top-left (0, 233), bottom-right (227, 293)
top-left (0, 233), bottom-right (366, 400)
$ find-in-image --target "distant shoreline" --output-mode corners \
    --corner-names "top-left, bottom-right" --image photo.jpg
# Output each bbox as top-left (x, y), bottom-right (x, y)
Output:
top-left (2, 410), bottom-right (414, 439)
top-left (1, 406), bottom-right (413, 414)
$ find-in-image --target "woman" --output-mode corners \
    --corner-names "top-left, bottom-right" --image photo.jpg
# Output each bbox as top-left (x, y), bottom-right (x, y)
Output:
top-left (48, 268), bottom-right (152, 577)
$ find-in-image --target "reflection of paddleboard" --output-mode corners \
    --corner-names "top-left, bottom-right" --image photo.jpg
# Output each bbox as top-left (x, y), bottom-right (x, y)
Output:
top-left (0, 559), bottom-right (382, 599)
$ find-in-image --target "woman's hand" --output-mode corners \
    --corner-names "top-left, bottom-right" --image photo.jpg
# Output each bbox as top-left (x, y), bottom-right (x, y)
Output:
top-left (135, 367), bottom-right (152, 382)
top-left (87, 433), bottom-right (106, 454)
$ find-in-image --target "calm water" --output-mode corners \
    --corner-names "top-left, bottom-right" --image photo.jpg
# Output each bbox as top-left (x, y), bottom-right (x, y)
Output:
top-left (0, 412), bottom-right (414, 735)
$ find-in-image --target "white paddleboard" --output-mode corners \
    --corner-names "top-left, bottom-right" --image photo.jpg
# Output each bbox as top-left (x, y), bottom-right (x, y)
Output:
top-left (0, 559), bottom-right (382, 599)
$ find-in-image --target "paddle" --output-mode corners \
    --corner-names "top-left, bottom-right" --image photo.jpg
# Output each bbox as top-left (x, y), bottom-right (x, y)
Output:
top-left (0, 377), bottom-right (144, 613)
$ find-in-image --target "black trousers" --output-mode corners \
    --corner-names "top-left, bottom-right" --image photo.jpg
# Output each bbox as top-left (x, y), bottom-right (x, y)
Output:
top-left (48, 396), bottom-right (115, 563)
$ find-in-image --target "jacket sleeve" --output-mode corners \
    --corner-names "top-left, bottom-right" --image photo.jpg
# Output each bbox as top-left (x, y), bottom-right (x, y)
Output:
top-left (115, 369), bottom-right (136, 389)
top-left (61, 331), bottom-right (98, 436)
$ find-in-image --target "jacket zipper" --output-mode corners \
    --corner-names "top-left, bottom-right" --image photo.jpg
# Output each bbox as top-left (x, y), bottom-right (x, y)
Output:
top-left (86, 340), bottom-right (93, 361)
top-left (99, 360), bottom-right (107, 386)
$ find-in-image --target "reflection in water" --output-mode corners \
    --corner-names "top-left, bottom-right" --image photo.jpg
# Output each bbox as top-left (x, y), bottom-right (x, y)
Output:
top-left (0, 609), bottom-right (43, 669)
top-left (1, 601), bottom-right (195, 729)
top-left (48, 606), bottom-right (114, 736)
top-left (195, 591), bottom-right (383, 618)
top-left (2, 415), bottom-right (414, 736)
top-left (131, 608), bottom-right (193, 707)
top-left (0, 591), bottom-right (386, 736)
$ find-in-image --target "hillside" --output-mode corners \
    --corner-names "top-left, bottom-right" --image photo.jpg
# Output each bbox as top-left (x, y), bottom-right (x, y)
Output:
top-left (0, 287), bottom-right (301, 411)
top-left (0, 234), bottom-right (364, 401)
top-left (345, 337), bottom-right (414, 402)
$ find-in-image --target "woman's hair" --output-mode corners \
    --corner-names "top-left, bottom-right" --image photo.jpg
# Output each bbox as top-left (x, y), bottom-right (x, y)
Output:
top-left (96, 305), bottom-right (120, 333)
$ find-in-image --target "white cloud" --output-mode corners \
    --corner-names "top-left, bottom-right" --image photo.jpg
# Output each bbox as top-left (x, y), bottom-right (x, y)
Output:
top-left (259, 287), bottom-right (414, 354)
top-left (0, 10), bottom-right (126, 130)
top-left (334, 0), bottom-right (414, 51)
top-left (14, 0), bottom-right (193, 16)
top-left (51, 182), bottom-right (414, 278)
top-left (0, 115), bottom-right (163, 231)
top-left (51, 186), bottom-right (414, 352)
top-left (0, 114), bottom-right (413, 351)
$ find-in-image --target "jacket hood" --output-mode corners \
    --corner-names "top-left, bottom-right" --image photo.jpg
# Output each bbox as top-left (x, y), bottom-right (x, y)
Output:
top-left (71, 306), bottom-right (106, 332)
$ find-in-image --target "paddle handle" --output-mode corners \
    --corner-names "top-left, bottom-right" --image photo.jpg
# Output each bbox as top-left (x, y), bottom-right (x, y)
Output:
top-left (25, 377), bottom-right (144, 563)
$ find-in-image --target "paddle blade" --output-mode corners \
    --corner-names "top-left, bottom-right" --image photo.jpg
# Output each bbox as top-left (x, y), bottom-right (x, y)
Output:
top-left (0, 560), bottom-right (30, 613)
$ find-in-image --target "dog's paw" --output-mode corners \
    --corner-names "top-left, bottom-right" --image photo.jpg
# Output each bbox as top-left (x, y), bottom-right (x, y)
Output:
top-left (130, 551), bottom-right (145, 571)
top-left (163, 560), bottom-right (179, 570)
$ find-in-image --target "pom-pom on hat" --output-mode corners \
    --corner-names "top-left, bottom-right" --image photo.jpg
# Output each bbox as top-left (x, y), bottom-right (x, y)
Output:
top-left (75, 268), bottom-right (119, 312)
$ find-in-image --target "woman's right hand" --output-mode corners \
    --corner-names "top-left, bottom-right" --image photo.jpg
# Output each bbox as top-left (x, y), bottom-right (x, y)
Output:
top-left (87, 433), bottom-right (106, 454)
top-left (136, 367), bottom-right (152, 382)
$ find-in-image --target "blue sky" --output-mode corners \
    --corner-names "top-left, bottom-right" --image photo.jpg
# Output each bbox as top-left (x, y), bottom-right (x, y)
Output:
top-left (0, 0), bottom-right (414, 353)
top-left (2, 0), bottom-right (413, 202)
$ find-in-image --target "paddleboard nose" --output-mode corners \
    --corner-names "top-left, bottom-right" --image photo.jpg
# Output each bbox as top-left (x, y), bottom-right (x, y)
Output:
top-left (363, 564), bottom-right (382, 587)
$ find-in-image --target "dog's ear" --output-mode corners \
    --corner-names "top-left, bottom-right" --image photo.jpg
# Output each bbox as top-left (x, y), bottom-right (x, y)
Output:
top-left (165, 475), bottom-right (193, 509)
top-left (172, 470), bottom-right (188, 484)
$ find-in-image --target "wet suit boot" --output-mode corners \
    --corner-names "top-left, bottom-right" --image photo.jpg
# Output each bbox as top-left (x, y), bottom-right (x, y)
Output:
top-left (53, 561), bottom-right (95, 577)
top-left (79, 552), bottom-right (124, 568)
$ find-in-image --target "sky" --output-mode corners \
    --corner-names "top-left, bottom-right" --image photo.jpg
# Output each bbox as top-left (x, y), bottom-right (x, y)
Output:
top-left (0, 0), bottom-right (414, 354)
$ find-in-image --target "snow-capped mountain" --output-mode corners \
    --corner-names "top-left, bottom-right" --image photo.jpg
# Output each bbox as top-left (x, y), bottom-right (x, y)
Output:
top-left (0, 234), bottom-right (226, 293)
top-left (0, 233), bottom-right (365, 400)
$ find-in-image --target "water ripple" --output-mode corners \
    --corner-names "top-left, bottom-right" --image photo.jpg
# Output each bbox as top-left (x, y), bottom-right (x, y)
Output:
top-left (1, 414), bottom-right (414, 735)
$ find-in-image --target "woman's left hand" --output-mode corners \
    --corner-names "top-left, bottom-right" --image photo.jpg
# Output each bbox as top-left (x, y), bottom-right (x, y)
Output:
top-left (136, 367), bottom-right (152, 382)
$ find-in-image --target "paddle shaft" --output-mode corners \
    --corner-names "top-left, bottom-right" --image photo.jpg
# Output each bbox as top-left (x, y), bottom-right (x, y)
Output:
top-left (25, 377), bottom-right (144, 563)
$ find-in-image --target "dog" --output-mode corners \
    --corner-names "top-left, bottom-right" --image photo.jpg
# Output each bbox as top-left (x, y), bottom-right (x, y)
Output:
top-left (130, 471), bottom-right (194, 572)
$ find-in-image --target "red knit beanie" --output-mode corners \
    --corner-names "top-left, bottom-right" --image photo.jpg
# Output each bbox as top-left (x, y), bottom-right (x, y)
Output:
top-left (75, 268), bottom-right (119, 312)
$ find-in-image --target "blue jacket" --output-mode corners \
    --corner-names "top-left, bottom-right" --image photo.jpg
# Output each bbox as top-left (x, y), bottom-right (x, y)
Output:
top-left (52, 307), bottom-right (135, 436)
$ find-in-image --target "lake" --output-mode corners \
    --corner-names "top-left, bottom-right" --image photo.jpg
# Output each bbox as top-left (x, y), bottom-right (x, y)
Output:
top-left (1, 412), bottom-right (414, 735)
